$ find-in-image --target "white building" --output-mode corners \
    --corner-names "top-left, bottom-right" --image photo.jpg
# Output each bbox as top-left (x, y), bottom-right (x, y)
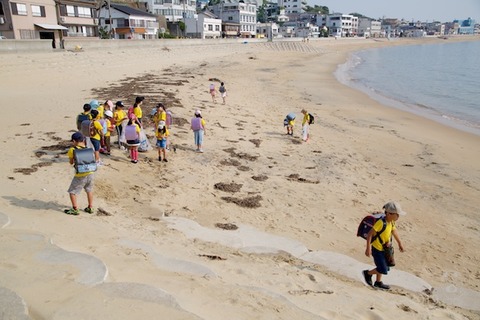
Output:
top-left (256, 22), bottom-right (279, 39)
top-left (99, 4), bottom-right (158, 39)
top-left (184, 11), bottom-right (221, 38)
top-left (145, 0), bottom-right (197, 22)
top-left (211, 0), bottom-right (257, 38)
top-left (296, 21), bottom-right (319, 38)
top-left (358, 18), bottom-right (382, 37)
top-left (317, 13), bottom-right (356, 37)
top-left (279, 0), bottom-right (304, 14)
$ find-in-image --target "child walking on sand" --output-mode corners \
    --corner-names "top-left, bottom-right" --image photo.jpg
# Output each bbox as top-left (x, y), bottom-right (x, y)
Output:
top-left (363, 201), bottom-right (406, 290)
top-left (191, 109), bottom-right (206, 152)
top-left (64, 132), bottom-right (96, 215)
top-left (209, 83), bottom-right (217, 103)
top-left (219, 82), bottom-right (227, 104)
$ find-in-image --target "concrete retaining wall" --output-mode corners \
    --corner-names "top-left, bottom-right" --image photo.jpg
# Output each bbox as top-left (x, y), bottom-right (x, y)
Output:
top-left (0, 39), bottom-right (53, 53)
top-left (0, 37), bottom-right (316, 53)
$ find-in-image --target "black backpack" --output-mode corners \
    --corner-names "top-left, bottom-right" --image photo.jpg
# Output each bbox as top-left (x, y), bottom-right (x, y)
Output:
top-left (76, 113), bottom-right (90, 130)
top-left (308, 113), bottom-right (315, 125)
top-left (73, 147), bottom-right (97, 174)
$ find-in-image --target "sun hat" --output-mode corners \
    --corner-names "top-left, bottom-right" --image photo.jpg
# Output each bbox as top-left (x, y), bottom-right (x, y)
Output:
top-left (104, 110), bottom-right (113, 118)
top-left (383, 201), bottom-right (406, 216)
top-left (106, 100), bottom-right (114, 109)
top-left (71, 132), bottom-right (84, 142)
top-left (89, 99), bottom-right (100, 109)
top-left (195, 109), bottom-right (201, 116)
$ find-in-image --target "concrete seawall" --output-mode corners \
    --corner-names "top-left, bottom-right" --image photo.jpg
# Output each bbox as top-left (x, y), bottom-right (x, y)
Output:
top-left (0, 37), bottom-right (323, 53)
top-left (0, 38), bottom-right (270, 53)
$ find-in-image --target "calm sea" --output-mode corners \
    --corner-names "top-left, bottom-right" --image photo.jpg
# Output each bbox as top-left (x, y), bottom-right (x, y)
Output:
top-left (336, 40), bottom-right (480, 136)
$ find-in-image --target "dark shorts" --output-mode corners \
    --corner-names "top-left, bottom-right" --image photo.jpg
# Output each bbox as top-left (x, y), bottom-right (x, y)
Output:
top-left (372, 246), bottom-right (389, 275)
top-left (127, 139), bottom-right (140, 146)
top-left (90, 138), bottom-right (101, 151)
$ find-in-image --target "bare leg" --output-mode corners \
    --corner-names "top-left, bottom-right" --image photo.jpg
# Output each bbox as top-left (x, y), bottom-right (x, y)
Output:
top-left (69, 193), bottom-right (78, 209)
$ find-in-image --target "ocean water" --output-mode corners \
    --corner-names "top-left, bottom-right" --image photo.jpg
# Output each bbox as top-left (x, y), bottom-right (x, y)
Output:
top-left (336, 40), bottom-right (480, 136)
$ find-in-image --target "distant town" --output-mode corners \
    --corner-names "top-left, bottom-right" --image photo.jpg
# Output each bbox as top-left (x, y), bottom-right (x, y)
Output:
top-left (0, 0), bottom-right (478, 45)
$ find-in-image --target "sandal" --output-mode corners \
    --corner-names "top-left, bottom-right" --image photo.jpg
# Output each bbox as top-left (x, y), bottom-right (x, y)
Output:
top-left (64, 208), bottom-right (79, 215)
top-left (84, 207), bottom-right (94, 214)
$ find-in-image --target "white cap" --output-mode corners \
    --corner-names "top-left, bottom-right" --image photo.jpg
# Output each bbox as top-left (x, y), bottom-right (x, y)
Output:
top-left (195, 109), bottom-right (201, 115)
top-left (104, 110), bottom-right (113, 118)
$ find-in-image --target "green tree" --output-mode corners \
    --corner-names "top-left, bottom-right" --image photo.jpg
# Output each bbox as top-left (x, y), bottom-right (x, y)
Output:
top-left (98, 26), bottom-right (110, 39)
top-left (304, 5), bottom-right (329, 14)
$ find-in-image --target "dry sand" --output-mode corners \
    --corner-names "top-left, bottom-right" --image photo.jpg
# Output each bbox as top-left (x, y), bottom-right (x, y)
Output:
top-left (1, 36), bottom-right (479, 319)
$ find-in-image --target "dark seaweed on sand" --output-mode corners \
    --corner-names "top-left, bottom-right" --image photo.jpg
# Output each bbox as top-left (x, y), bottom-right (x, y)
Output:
top-left (221, 195), bottom-right (262, 208)
top-left (214, 182), bottom-right (243, 193)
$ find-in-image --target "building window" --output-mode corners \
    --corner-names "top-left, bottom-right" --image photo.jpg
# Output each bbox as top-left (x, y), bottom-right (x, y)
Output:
top-left (208, 24), bottom-right (212, 31)
top-left (20, 29), bottom-right (36, 39)
top-left (215, 25), bottom-right (219, 31)
top-left (78, 7), bottom-right (91, 18)
top-left (31, 5), bottom-right (45, 17)
top-left (11, 3), bottom-right (28, 15)
top-left (66, 5), bottom-right (75, 17)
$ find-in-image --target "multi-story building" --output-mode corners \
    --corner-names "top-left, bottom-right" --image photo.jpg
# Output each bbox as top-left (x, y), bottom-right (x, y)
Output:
top-left (456, 17), bottom-right (475, 34)
top-left (145, 0), bottom-right (196, 22)
top-left (184, 11), bottom-right (221, 38)
top-left (210, 0), bottom-right (256, 38)
top-left (0, 0), bottom-right (99, 44)
top-left (98, 3), bottom-right (158, 39)
top-left (278, 0), bottom-right (304, 15)
top-left (256, 21), bottom-right (278, 39)
top-left (0, 0), bottom-right (64, 42)
top-left (55, 0), bottom-right (98, 38)
top-left (358, 18), bottom-right (382, 37)
top-left (317, 13), bottom-right (355, 37)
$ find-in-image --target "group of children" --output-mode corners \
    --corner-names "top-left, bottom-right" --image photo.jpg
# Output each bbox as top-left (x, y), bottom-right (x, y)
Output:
top-left (66, 96), bottom-right (174, 215)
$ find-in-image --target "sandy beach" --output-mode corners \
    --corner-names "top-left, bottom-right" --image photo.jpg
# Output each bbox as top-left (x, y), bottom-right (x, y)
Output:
top-left (1, 36), bottom-right (479, 319)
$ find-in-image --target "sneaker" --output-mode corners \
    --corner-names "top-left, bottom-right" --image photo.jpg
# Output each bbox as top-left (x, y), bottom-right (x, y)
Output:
top-left (163, 158), bottom-right (168, 162)
top-left (158, 157), bottom-right (162, 162)
top-left (84, 207), bottom-right (94, 214)
top-left (198, 149), bottom-right (204, 153)
top-left (64, 208), bottom-right (79, 215)
top-left (131, 160), bottom-right (138, 164)
top-left (374, 281), bottom-right (390, 290)
top-left (363, 270), bottom-right (373, 286)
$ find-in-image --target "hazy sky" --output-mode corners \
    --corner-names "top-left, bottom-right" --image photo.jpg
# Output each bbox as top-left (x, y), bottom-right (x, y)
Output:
top-left (309, 0), bottom-right (480, 22)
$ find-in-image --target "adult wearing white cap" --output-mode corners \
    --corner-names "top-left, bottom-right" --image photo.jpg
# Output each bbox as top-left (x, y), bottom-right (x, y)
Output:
top-left (363, 201), bottom-right (406, 290)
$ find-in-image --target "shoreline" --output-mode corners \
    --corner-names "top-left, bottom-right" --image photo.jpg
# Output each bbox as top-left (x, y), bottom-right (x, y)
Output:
top-left (1, 37), bottom-right (479, 319)
top-left (334, 38), bottom-right (480, 137)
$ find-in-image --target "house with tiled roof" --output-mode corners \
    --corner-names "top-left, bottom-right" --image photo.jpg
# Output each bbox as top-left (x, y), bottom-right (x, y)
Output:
top-left (98, 3), bottom-right (158, 39)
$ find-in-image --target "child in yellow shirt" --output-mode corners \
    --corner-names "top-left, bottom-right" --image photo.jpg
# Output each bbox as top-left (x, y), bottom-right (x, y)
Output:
top-left (156, 121), bottom-right (169, 162)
